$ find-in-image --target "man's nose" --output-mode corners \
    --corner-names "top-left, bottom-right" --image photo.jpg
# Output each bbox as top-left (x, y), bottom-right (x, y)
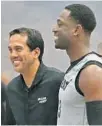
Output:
top-left (52, 24), bottom-right (58, 33)
top-left (10, 50), bottom-right (18, 58)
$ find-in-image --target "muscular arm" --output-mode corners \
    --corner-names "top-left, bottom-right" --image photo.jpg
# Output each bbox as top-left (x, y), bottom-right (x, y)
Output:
top-left (79, 65), bottom-right (102, 125)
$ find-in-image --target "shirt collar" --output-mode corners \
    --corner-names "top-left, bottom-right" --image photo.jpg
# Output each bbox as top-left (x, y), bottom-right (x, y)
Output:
top-left (20, 62), bottom-right (47, 90)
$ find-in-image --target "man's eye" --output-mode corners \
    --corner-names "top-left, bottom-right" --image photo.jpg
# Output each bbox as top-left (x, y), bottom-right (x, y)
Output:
top-left (8, 48), bottom-right (12, 53)
top-left (58, 23), bottom-right (63, 27)
top-left (16, 47), bottom-right (22, 52)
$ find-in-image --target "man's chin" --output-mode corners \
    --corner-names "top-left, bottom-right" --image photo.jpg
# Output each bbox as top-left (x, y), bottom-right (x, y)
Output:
top-left (55, 45), bottom-right (60, 49)
top-left (14, 67), bottom-right (22, 73)
top-left (55, 44), bottom-right (65, 50)
top-left (55, 43), bottom-right (60, 49)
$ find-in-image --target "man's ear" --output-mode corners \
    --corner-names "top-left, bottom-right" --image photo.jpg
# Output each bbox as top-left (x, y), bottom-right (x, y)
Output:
top-left (73, 24), bottom-right (83, 36)
top-left (32, 47), bottom-right (40, 59)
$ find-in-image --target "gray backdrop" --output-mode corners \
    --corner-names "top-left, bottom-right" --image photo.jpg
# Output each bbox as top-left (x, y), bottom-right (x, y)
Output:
top-left (1, 1), bottom-right (102, 78)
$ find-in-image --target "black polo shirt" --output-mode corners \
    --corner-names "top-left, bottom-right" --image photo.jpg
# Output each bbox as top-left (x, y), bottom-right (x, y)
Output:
top-left (6, 63), bottom-right (64, 125)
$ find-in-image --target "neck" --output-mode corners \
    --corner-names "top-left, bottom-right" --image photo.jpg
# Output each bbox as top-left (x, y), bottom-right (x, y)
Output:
top-left (66, 38), bottom-right (90, 62)
top-left (22, 60), bottom-right (40, 88)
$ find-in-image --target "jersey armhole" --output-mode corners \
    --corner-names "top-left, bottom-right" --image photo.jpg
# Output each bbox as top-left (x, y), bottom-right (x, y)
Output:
top-left (75, 60), bottom-right (102, 96)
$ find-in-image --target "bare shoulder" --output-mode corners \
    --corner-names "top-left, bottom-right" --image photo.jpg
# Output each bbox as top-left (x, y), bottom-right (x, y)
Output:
top-left (79, 64), bottom-right (102, 101)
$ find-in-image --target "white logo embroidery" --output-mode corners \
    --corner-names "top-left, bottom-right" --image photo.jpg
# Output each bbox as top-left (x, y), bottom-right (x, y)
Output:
top-left (38, 97), bottom-right (47, 103)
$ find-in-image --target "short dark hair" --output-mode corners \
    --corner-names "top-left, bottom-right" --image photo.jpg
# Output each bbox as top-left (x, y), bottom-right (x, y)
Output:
top-left (9, 27), bottom-right (44, 62)
top-left (65, 4), bottom-right (96, 34)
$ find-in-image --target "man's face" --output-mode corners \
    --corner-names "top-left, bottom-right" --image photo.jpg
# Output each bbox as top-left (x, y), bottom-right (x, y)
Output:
top-left (8, 34), bottom-right (35, 73)
top-left (52, 9), bottom-right (77, 50)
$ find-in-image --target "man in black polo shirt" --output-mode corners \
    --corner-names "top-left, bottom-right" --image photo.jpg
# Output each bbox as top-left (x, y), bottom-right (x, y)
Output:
top-left (6, 27), bottom-right (64, 125)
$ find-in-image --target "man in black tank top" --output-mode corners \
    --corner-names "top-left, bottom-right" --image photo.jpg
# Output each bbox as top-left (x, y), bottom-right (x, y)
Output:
top-left (52, 4), bottom-right (102, 125)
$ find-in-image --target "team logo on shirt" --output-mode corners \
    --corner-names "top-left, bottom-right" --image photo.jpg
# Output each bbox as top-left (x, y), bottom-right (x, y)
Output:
top-left (61, 78), bottom-right (72, 90)
top-left (37, 97), bottom-right (47, 103)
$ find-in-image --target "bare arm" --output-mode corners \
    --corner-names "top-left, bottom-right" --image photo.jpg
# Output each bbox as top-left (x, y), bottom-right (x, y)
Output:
top-left (79, 65), bottom-right (102, 125)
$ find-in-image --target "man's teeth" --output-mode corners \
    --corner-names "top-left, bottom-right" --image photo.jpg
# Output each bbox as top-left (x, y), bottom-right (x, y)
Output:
top-left (13, 61), bottom-right (20, 64)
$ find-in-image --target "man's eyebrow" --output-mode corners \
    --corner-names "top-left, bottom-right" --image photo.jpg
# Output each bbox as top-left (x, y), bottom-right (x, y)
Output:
top-left (8, 45), bottom-right (23, 49)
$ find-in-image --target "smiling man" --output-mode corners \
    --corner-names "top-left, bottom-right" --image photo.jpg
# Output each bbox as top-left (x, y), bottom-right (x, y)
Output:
top-left (5, 27), bottom-right (64, 125)
top-left (52, 4), bottom-right (102, 125)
